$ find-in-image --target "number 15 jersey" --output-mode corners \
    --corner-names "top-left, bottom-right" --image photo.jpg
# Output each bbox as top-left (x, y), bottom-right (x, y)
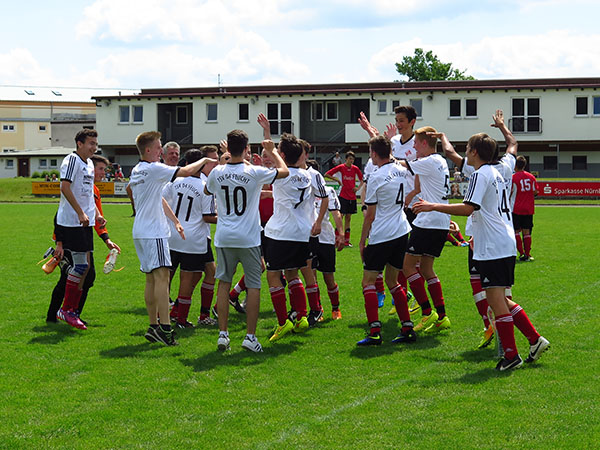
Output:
top-left (206, 162), bottom-right (278, 248)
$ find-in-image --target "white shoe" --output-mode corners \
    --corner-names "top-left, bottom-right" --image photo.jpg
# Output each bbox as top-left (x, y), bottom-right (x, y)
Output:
top-left (217, 334), bottom-right (230, 351)
top-left (242, 335), bottom-right (263, 352)
top-left (525, 336), bottom-right (550, 363)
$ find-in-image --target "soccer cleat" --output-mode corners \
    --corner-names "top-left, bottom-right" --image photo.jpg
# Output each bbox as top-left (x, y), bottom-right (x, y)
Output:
top-left (525, 336), bottom-right (550, 363)
top-left (229, 297), bottom-right (246, 314)
top-left (460, 241), bottom-right (469, 247)
top-left (59, 309), bottom-right (87, 330)
top-left (413, 311), bottom-right (439, 332)
top-left (525, 256), bottom-right (535, 262)
top-left (495, 354), bottom-right (523, 371)
top-left (293, 316), bottom-right (309, 334)
top-left (155, 326), bottom-right (178, 346)
top-left (307, 309), bottom-right (323, 327)
top-left (103, 248), bottom-right (119, 274)
top-left (242, 335), bottom-right (263, 353)
top-left (377, 291), bottom-right (385, 308)
top-left (391, 329), bottom-right (417, 344)
top-left (56, 308), bottom-right (66, 322)
top-left (144, 326), bottom-right (160, 343)
top-left (424, 315), bottom-right (451, 333)
top-left (217, 334), bottom-right (230, 351)
top-left (477, 325), bottom-right (495, 349)
top-left (331, 309), bottom-right (342, 320)
top-left (197, 315), bottom-right (217, 326)
top-left (518, 254), bottom-right (528, 262)
top-left (175, 320), bottom-right (195, 329)
top-left (388, 304), bottom-right (397, 315)
top-left (211, 305), bottom-right (218, 319)
top-left (409, 303), bottom-right (422, 320)
top-left (357, 332), bottom-right (382, 346)
top-left (269, 319), bottom-right (294, 342)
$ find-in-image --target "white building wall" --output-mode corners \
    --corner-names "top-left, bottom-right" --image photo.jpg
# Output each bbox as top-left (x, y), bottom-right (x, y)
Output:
top-left (96, 99), bottom-right (157, 146)
top-left (0, 158), bottom-right (17, 177)
top-left (24, 122), bottom-right (51, 149)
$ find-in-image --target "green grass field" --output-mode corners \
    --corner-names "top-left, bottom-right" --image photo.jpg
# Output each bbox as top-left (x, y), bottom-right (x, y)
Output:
top-left (1, 203), bottom-right (599, 449)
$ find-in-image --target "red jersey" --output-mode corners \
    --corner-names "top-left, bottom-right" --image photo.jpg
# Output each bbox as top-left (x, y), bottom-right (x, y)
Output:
top-left (259, 185), bottom-right (274, 226)
top-left (512, 171), bottom-right (538, 215)
top-left (325, 164), bottom-right (363, 200)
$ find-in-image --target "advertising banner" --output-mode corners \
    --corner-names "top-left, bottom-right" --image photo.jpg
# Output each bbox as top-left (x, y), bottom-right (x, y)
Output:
top-left (538, 181), bottom-right (600, 197)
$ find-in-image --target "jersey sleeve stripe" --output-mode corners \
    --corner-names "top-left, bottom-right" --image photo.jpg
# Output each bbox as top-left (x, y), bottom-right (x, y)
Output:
top-left (464, 172), bottom-right (478, 202)
top-left (405, 161), bottom-right (415, 176)
top-left (64, 154), bottom-right (76, 181)
top-left (315, 174), bottom-right (327, 198)
top-left (171, 168), bottom-right (180, 183)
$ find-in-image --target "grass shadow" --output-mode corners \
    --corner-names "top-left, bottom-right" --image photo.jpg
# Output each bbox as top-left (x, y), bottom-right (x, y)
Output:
top-left (29, 323), bottom-right (79, 344)
top-left (100, 342), bottom-right (181, 358)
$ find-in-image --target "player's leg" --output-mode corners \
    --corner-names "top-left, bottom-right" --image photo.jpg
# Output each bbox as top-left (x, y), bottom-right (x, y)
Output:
top-left (404, 252), bottom-right (437, 332)
top-left (505, 297), bottom-right (549, 363)
top-left (469, 246), bottom-right (493, 348)
top-left (514, 218), bottom-right (525, 259)
top-left (238, 246), bottom-right (263, 352)
top-left (357, 268), bottom-right (382, 345)
top-left (198, 261), bottom-right (218, 324)
top-left (322, 272), bottom-right (341, 319)
top-left (175, 270), bottom-right (202, 328)
top-left (420, 255), bottom-right (451, 332)
top-left (522, 226), bottom-right (533, 260)
top-left (47, 250), bottom-right (71, 322)
top-left (75, 252), bottom-right (96, 323)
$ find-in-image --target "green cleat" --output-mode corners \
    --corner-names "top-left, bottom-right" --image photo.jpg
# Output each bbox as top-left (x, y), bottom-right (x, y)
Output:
top-left (424, 315), bottom-right (451, 333)
top-left (477, 325), bottom-right (495, 349)
top-left (414, 311), bottom-right (439, 332)
top-left (269, 319), bottom-right (294, 342)
top-left (292, 316), bottom-right (309, 334)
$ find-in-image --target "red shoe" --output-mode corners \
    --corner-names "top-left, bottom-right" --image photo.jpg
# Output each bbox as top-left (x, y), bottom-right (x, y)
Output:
top-left (64, 310), bottom-right (87, 330)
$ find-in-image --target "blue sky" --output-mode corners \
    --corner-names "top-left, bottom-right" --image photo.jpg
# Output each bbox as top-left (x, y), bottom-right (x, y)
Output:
top-left (2, 0), bottom-right (599, 89)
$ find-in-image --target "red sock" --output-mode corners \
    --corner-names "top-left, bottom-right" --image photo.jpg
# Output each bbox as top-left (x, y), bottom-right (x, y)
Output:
top-left (344, 229), bottom-right (350, 244)
top-left (515, 233), bottom-right (524, 255)
top-left (510, 304), bottom-right (540, 344)
top-left (495, 314), bottom-right (518, 360)
top-left (229, 275), bottom-right (246, 300)
top-left (200, 282), bottom-right (215, 310)
top-left (397, 271), bottom-right (407, 290)
top-left (447, 233), bottom-right (459, 246)
top-left (288, 278), bottom-right (307, 318)
top-left (170, 302), bottom-right (178, 320)
top-left (269, 286), bottom-right (288, 326)
top-left (306, 283), bottom-right (321, 311)
top-left (407, 272), bottom-right (431, 315)
top-left (523, 234), bottom-right (532, 257)
top-left (390, 284), bottom-right (409, 323)
top-left (375, 273), bottom-right (384, 294)
top-left (455, 231), bottom-right (465, 242)
top-left (63, 273), bottom-right (83, 311)
top-left (177, 295), bottom-right (192, 323)
top-left (426, 276), bottom-right (446, 318)
top-left (470, 275), bottom-right (490, 328)
top-left (362, 285), bottom-right (380, 332)
top-left (327, 284), bottom-right (340, 308)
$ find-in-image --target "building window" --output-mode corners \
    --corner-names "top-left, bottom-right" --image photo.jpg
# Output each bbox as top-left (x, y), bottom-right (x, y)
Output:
top-left (465, 99), bottom-right (477, 117)
top-left (119, 106), bottom-right (130, 123)
top-left (6, 159), bottom-right (14, 169)
top-left (543, 155), bottom-right (557, 171)
top-left (175, 106), bottom-right (188, 124)
top-left (311, 102), bottom-right (324, 121)
top-left (50, 159), bottom-right (58, 168)
top-left (572, 155), bottom-right (587, 170)
top-left (326, 102), bottom-right (338, 121)
top-left (206, 104), bottom-right (218, 122)
top-left (511, 98), bottom-right (541, 133)
top-left (132, 105), bottom-right (143, 123)
top-left (576, 97), bottom-right (588, 116)
top-left (2, 148), bottom-right (16, 153)
top-left (593, 96), bottom-right (600, 116)
top-left (391, 100), bottom-right (400, 112)
top-left (39, 125), bottom-right (47, 132)
top-left (410, 99), bottom-right (423, 118)
top-left (39, 159), bottom-right (47, 168)
top-left (377, 100), bottom-right (387, 114)
top-left (267, 103), bottom-right (292, 135)
top-left (238, 103), bottom-right (249, 121)
top-left (449, 99), bottom-right (461, 118)
top-left (2, 124), bottom-right (16, 132)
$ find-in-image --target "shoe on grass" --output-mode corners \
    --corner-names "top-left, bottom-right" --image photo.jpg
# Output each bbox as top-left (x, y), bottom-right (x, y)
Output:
top-left (413, 311), bottom-right (439, 332)
top-left (525, 336), bottom-right (549, 363)
top-left (477, 325), bottom-right (495, 349)
top-left (269, 319), bottom-right (294, 342)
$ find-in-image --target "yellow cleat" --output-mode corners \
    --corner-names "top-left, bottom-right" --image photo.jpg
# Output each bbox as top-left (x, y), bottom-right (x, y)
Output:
top-left (269, 319), bottom-right (294, 342)
top-left (477, 324), bottom-right (494, 349)
top-left (293, 316), bottom-right (309, 333)
top-left (414, 311), bottom-right (439, 332)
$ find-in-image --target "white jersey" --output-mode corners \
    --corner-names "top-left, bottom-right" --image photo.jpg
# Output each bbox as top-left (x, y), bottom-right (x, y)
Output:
top-left (391, 134), bottom-right (417, 205)
top-left (407, 153), bottom-right (450, 230)
top-left (265, 167), bottom-right (326, 242)
top-left (464, 164), bottom-right (516, 260)
top-left (130, 161), bottom-right (179, 239)
top-left (56, 152), bottom-right (96, 227)
top-left (463, 153), bottom-right (516, 235)
top-left (164, 176), bottom-right (215, 254)
top-left (308, 166), bottom-right (328, 223)
top-left (206, 162), bottom-right (277, 248)
top-left (317, 186), bottom-right (340, 245)
top-left (363, 158), bottom-right (377, 183)
top-left (364, 162), bottom-right (412, 245)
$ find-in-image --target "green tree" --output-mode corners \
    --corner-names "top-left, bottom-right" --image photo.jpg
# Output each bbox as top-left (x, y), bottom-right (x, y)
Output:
top-left (395, 48), bottom-right (475, 81)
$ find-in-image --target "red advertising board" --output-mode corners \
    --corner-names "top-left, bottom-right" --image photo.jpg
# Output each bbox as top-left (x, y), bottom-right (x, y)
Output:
top-left (538, 181), bottom-right (600, 197)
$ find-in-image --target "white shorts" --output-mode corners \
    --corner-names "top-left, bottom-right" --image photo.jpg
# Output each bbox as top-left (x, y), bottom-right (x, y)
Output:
top-left (134, 238), bottom-right (172, 273)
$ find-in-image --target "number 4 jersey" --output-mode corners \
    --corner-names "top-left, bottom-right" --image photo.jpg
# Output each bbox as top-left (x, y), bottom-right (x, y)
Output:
top-left (206, 161), bottom-right (278, 248)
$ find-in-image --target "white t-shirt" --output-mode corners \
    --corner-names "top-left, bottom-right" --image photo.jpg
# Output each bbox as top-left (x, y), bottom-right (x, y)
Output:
top-left (463, 164), bottom-right (517, 260)
top-left (265, 167), bottom-right (325, 242)
top-left (407, 153), bottom-right (450, 230)
top-left (206, 162), bottom-right (277, 248)
top-left (391, 134), bottom-right (417, 205)
top-left (364, 162), bottom-right (412, 245)
top-left (130, 161), bottom-right (179, 239)
top-left (308, 166), bottom-right (328, 222)
top-left (164, 176), bottom-right (215, 254)
top-left (317, 186), bottom-right (340, 245)
top-left (57, 153), bottom-right (96, 227)
top-left (363, 158), bottom-right (377, 183)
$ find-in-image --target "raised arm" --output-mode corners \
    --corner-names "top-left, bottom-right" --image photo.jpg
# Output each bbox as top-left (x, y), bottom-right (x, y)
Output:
top-left (358, 111), bottom-right (379, 138)
top-left (177, 157), bottom-right (218, 178)
top-left (258, 113), bottom-right (272, 140)
top-left (427, 131), bottom-right (463, 167)
top-left (262, 140), bottom-right (289, 179)
top-left (491, 109), bottom-right (518, 156)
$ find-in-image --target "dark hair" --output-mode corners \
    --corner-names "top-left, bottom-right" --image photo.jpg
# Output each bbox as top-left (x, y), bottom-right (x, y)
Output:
top-left (75, 129), bottom-right (97, 145)
top-left (516, 155), bottom-right (527, 170)
top-left (467, 133), bottom-right (497, 163)
top-left (91, 155), bottom-right (109, 167)
top-left (345, 151), bottom-right (355, 160)
top-left (227, 129), bottom-right (249, 156)
top-left (298, 139), bottom-right (311, 154)
top-left (368, 135), bottom-right (391, 159)
top-left (184, 148), bottom-right (203, 165)
top-left (278, 133), bottom-right (303, 165)
top-left (394, 105), bottom-right (417, 122)
top-left (199, 145), bottom-right (218, 158)
top-left (306, 159), bottom-right (320, 171)
top-left (135, 131), bottom-right (161, 157)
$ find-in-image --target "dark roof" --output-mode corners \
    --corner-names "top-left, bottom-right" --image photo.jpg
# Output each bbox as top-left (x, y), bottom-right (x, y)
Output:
top-left (92, 78), bottom-right (600, 100)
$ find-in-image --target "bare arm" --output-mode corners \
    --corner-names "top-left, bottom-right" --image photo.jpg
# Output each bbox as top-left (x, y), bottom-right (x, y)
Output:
top-left (412, 198), bottom-right (475, 217)
top-left (177, 157), bottom-right (218, 178)
top-left (162, 197), bottom-right (185, 239)
top-left (405, 174), bottom-right (421, 206)
top-left (311, 195), bottom-right (329, 236)
top-left (359, 204), bottom-right (376, 260)
top-left (491, 109), bottom-right (518, 156)
top-left (428, 131), bottom-right (463, 167)
top-left (358, 111), bottom-right (379, 138)
top-left (257, 113), bottom-right (271, 140)
top-left (60, 180), bottom-right (89, 226)
top-left (202, 214), bottom-right (218, 224)
top-left (126, 183), bottom-right (136, 215)
top-left (262, 140), bottom-right (289, 179)
top-left (331, 209), bottom-right (345, 250)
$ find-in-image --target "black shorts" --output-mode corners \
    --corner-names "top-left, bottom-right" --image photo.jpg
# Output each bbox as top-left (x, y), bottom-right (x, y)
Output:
top-left (513, 214), bottom-right (534, 231)
top-left (468, 246), bottom-right (479, 275)
top-left (404, 207), bottom-right (417, 226)
top-left (55, 225), bottom-right (93, 252)
top-left (363, 234), bottom-right (409, 272)
top-left (170, 247), bottom-right (214, 272)
top-left (475, 256), bottom-right (516, 288)
top-left (313, 243), bottom-right (336, 273)
top-left (339, 197), bottom-right (357, 215)
top-left (406, 226), bottom-right (447, 258)
top-left (263, 237), bottom-right (310, 271)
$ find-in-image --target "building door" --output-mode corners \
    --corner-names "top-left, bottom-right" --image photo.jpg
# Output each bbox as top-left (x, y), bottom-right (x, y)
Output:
top-left (18, 158), bottom-right (29, 177)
